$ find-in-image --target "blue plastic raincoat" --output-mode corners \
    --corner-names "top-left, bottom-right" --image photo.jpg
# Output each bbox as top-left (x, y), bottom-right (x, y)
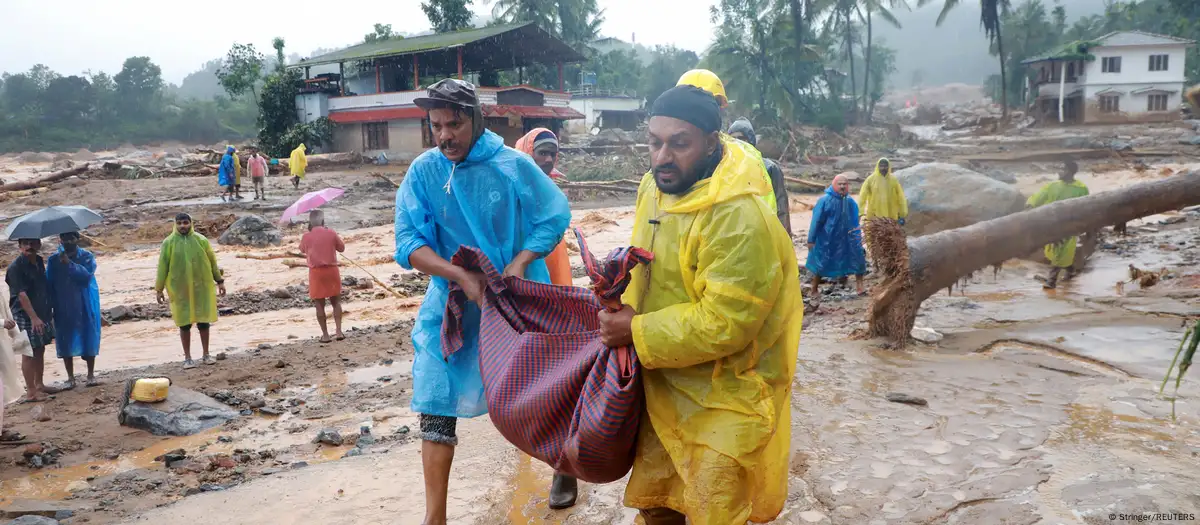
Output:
top-left (46, 247), bottom-right (101, 359)
top-left (806, 186), bottom-right (867, 278)
top-left (218, 146), bottom-right (236, 186)
top-left (394, 129), bottom-right (572, 418)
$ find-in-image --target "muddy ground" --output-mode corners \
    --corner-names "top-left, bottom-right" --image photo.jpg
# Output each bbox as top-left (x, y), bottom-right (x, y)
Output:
top-left (0, 120), bottom-right (1198, 524)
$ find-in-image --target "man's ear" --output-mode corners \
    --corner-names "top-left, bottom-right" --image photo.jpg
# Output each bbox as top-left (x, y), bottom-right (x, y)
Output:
top-left (707, 132), bottom-right (721, 156)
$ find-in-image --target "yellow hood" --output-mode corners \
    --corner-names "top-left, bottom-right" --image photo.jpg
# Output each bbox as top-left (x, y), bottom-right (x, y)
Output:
top-left (652, 134), bottom-right (772, 215)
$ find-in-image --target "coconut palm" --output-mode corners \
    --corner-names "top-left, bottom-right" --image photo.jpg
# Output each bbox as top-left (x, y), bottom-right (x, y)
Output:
top-left (938, 0), bottom-right (1012, 119)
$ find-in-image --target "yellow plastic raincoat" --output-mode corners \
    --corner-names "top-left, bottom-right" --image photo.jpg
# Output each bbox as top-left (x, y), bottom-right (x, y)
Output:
top-left (622, 134), bottom-right (803, 524)
top-left (859, 158), bottom-right (908, 220)
top-left (1027, 179), bottom-right (1089, 267)
top-left (232, 152), bottom-right (242, 185)
top-left (154, 228), bottom-right (223, 327)
top-left (289, 144), bottom-right (308, 179)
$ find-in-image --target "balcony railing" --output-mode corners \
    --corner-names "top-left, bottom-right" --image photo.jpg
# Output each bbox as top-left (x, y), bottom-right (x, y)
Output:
top-left (329, 87), bottom-right (571, 112)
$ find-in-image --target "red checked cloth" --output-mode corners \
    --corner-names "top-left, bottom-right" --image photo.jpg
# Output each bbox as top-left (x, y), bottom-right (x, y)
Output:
top-left (443, 229), bottom-right (652, 483)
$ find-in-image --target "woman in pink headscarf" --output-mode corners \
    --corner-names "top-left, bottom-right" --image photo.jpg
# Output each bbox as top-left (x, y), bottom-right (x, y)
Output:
top-left (516, 128), bottom-right (573, 286)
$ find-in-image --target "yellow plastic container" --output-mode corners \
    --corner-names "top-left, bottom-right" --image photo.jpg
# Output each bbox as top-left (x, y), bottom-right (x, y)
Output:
top-left (130, 378), bottom-right (170, 402)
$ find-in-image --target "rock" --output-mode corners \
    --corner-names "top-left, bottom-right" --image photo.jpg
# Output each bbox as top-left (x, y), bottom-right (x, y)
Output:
top-left (257, 343), bottom-right (272, 350)
top-left (357, 433), bottom-right (376, 447)
top-left (30, 406), bottom-right (50, 422)
top-left (265, 382), bottom-right (281, 393)
top-left (119, 386), bottom-right (240, 436)
top-left (215, 352), bottom-right (227, 361)
top-left (0, 499), bottom-right (74, 520)
top-left (5, 517), bottom-right (60, 525)
top-left (274, 360), bottom-right (287, 369)
top-left (395, 425), bottom-right (410, 435)
top-left (248, 398), bottom-right (266, 409)
top-left (65, 480), bottom-right (90, 493)
top-left (199, 484), bottom-right (226, 492)
top-left (886, 393), bottom-right (928, 406)
top-left (290, 461), bottom-right (309, 469)
top-left (107, 305), bottom-right (132, 321)
top-left (239, 409), bottom-right (253, 416)
top-left (910, 326), bottom-right (944, 343)
top-left (217, 436), bottom-right (233, 443)
top-left (260, 407), bottom-right (284, 416)
top-left (50, 159), bottom-right (75, 171)
top-left (211, 456), bottom-right (237, 469)
top-left (341, 276), bottom-right (359, 287)
top-left (1109, 140), bottom-right (1133, 151)
top-left (342, 448), bottom-right (363, 458)
top-left (1179, 136), bottom-right (1200, 146)
top-left (217, 215), bottom-right (283, 247)
top-left (154, 448), bottom-right (187, 463)
top-left (1161, 216), bottom-right (1187, 225)
top-left (896, 163), bottom-right (1026, 236)
top-left (22, 444), bottom-right (43, 457)
top-left (269, 288), bottom-right (292, 299)
top-left (313, 428), bottom-right (344, 446)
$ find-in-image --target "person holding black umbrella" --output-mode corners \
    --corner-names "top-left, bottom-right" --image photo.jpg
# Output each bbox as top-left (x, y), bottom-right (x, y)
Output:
top-left (6, 238), bottom-right (55, 401)
top-left (47, 232), bottom-right (102, 387)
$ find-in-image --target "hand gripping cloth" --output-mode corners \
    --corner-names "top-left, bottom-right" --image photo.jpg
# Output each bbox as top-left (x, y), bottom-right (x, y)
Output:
top-left (443, 229), bottom-right (652, 483)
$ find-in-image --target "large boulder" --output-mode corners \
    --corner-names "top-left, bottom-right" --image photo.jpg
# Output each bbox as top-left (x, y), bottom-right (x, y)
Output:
top-left (896, 163), bottom-right (1027, 236)
top-left (119, 386), bottom-right (239, 436)
top-left (218, 215), bottom-right (283, 247)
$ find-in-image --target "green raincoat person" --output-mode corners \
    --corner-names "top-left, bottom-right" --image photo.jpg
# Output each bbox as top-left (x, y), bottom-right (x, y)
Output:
top-left (155, 213), bottom-right (226, 368)
top-left (1027, 160), bottom-right (1089, 289)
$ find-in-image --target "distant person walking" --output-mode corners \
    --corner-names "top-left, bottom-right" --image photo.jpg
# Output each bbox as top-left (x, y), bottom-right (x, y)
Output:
top-left (218, 146), bottom-right (241, 202)
top-left (859, 158), bottom-right (908, 224)
top-left (289, 144), bottom-right (307, 189)
top-left (515, 127), bottom-right (573, 286)
top-left (6, 238), bottom-right (55, 400)
top-left (1028, 161), bottom-right (1090, 289)
top-left (248, 152), bottom-right (269, 200)
top-left (46, 232), bottom-right (102, 388)
top-left (155, 213), bottom-right (226, 369)
top-left (299, 210), bottom-right (345, 343)
top-left (806, 174), bottom-right (867, 296)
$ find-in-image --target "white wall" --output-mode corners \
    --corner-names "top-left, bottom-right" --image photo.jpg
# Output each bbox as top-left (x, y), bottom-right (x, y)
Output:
top-left (1080, 43), bottom-right (1188, 118)
top-left (566, 97), bottom-right (642, 132)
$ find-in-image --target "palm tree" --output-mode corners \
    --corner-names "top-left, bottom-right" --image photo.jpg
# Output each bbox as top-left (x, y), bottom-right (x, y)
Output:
top-left (489, 0), bottom-right (557, 33)
top-left (938, 0), bottom-right (1012, 119)
top-left (857, 0), bottom-right (911, 120)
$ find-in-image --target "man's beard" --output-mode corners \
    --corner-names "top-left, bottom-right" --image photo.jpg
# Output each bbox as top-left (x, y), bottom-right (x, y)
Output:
top-left (653, 163), bottom-right (698, 195)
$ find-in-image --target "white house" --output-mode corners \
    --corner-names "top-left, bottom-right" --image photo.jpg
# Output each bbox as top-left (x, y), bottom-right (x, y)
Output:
top-left (1023, 31), bottom-right (1194, 124)
top-left (565, 87), bottom-right (643, 135)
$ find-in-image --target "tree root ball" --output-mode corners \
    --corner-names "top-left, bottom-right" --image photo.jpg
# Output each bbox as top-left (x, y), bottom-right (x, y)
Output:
top-left (864, 218), bottom-right (917, 345)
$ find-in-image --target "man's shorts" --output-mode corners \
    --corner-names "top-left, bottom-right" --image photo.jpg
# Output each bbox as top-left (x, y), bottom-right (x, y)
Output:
top-left (179, 323), bottom-right (211, 331)
top-left (13, 312), bottom-right (52, 355)
top-left (419, 414), bottom-right (458, 446)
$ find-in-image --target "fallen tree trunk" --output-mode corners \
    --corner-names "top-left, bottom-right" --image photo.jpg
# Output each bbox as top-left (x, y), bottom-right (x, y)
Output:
top-left (784, 175), bottom-right (826, 190)
top-left (0, 163), bottom-right (90, 192)
top-left (870, 170), bottom-right (1200, 342)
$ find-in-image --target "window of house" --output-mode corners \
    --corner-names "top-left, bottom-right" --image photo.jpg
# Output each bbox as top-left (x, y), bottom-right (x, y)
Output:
top-left (363, 122), bottom-right (389, 150)
top-left (1099, 94), bottom-right (1120, 113)
top-left (1066, 62), bottom-right (1076, 80)
top-left (1149, 54), bottom-right (1169, 72)
top-left (1147, 93), bottom-right (1169, 112)
top-left (1102, 57), bottom-right (1122, 73)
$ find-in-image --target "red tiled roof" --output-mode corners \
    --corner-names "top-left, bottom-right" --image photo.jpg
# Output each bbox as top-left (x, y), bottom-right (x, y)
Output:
top-left (483, 105), bottom-right (585, 120)
top-left (328, 107), bottom-right (426, 123)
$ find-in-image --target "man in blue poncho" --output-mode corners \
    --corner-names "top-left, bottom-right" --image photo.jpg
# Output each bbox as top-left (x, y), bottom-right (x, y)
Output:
top-left (806, 174), bottom-right (867, 296)
top-left (217, 146), bottom-right (241, 202)
top-left (46, 232), bottom-right (101, 388)
top-left (393, 78), bottom-right (573, 524)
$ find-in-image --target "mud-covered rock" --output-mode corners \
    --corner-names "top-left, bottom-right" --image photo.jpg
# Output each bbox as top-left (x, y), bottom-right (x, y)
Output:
top-left (218, 215), bottom-right (282, 247)
top-left (119, 386), bottom-right (239, 436)
top-left (896, 163), bottom-right (1026, 236)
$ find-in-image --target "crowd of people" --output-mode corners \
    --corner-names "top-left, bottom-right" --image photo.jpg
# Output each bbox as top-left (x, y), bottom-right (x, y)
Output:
top-left (0, 65), bottom-right (1095, 524)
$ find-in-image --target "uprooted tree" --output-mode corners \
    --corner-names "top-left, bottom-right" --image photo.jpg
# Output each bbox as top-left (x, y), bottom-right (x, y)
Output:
top-left (866, 170), bottom-right (1200, 343)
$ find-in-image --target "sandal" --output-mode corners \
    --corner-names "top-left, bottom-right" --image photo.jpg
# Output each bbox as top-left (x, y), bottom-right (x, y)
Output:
top-left (86, 378), bottom-right (101, 387)
top-left (202, 355), bottom-right (217, 365)
top-left (335, 334), bottom-right (345, 341)
top-left (319, 336), bottom-right (333, 344)
top-left (183, 359), bottom-right (198, 370)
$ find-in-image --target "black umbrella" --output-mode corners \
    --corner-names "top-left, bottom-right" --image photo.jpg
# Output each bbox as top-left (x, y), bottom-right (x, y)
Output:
top-left (4, 206), bottom-right (103, 241)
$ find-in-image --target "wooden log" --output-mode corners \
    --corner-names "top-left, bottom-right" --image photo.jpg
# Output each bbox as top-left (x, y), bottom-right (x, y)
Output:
top-left (784, 175), bottom-right (826, 190)
top-left (0, 164), bottom-right (90, 193)
top-left (869, 170), bottom-right (1200, 342)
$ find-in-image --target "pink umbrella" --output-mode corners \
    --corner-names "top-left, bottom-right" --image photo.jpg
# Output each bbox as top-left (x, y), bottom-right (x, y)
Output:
top-left (280, 187), bottom-right (345, 225)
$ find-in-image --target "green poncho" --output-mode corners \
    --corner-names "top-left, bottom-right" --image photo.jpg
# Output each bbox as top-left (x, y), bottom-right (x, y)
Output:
top-left (154, 228), bottom-right (223, 327)
top-left (1026, 179), bottom-right (1089, 267)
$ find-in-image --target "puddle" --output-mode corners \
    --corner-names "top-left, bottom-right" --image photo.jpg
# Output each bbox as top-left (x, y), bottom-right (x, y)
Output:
top-left (965, 291), bottom-right (1023, 302)
top-left (506, 453), bottom-right (564, 524)
top-left (346, 359), bottom-right (414, 385)
top-left (1015, 323), bottom-right (1187, 379)
top-left (1057, 404), bottom-right (1176, 444)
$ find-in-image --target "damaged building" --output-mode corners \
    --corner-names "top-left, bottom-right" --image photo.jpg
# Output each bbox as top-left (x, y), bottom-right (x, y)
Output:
top-left (1024, 30), bottom-right (1194, 125)
top-left (290, 23), bottom-right (586, 160)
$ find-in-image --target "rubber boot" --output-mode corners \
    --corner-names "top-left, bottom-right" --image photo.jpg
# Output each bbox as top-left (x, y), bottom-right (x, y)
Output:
top-left (548, 473), bottom-right (578, 510)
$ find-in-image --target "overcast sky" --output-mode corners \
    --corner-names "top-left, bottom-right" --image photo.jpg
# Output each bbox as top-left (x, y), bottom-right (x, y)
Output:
top-left (0, 0), bottom-right (717, 84)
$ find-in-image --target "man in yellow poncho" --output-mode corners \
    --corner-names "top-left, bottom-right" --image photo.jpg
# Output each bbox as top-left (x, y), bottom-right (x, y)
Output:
top-left (597, 85), bottom-right (803, 525)
top-left (155, 213), bottom-right (227, 369)
top-left (1027, 160), bottom-right (1089, 289)
top-left (859, 158), bottom-right (908, 223)
top-left (289, 143), bottom-right (308, 189)
top-left (676, 69), bottom-right (779, 217)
